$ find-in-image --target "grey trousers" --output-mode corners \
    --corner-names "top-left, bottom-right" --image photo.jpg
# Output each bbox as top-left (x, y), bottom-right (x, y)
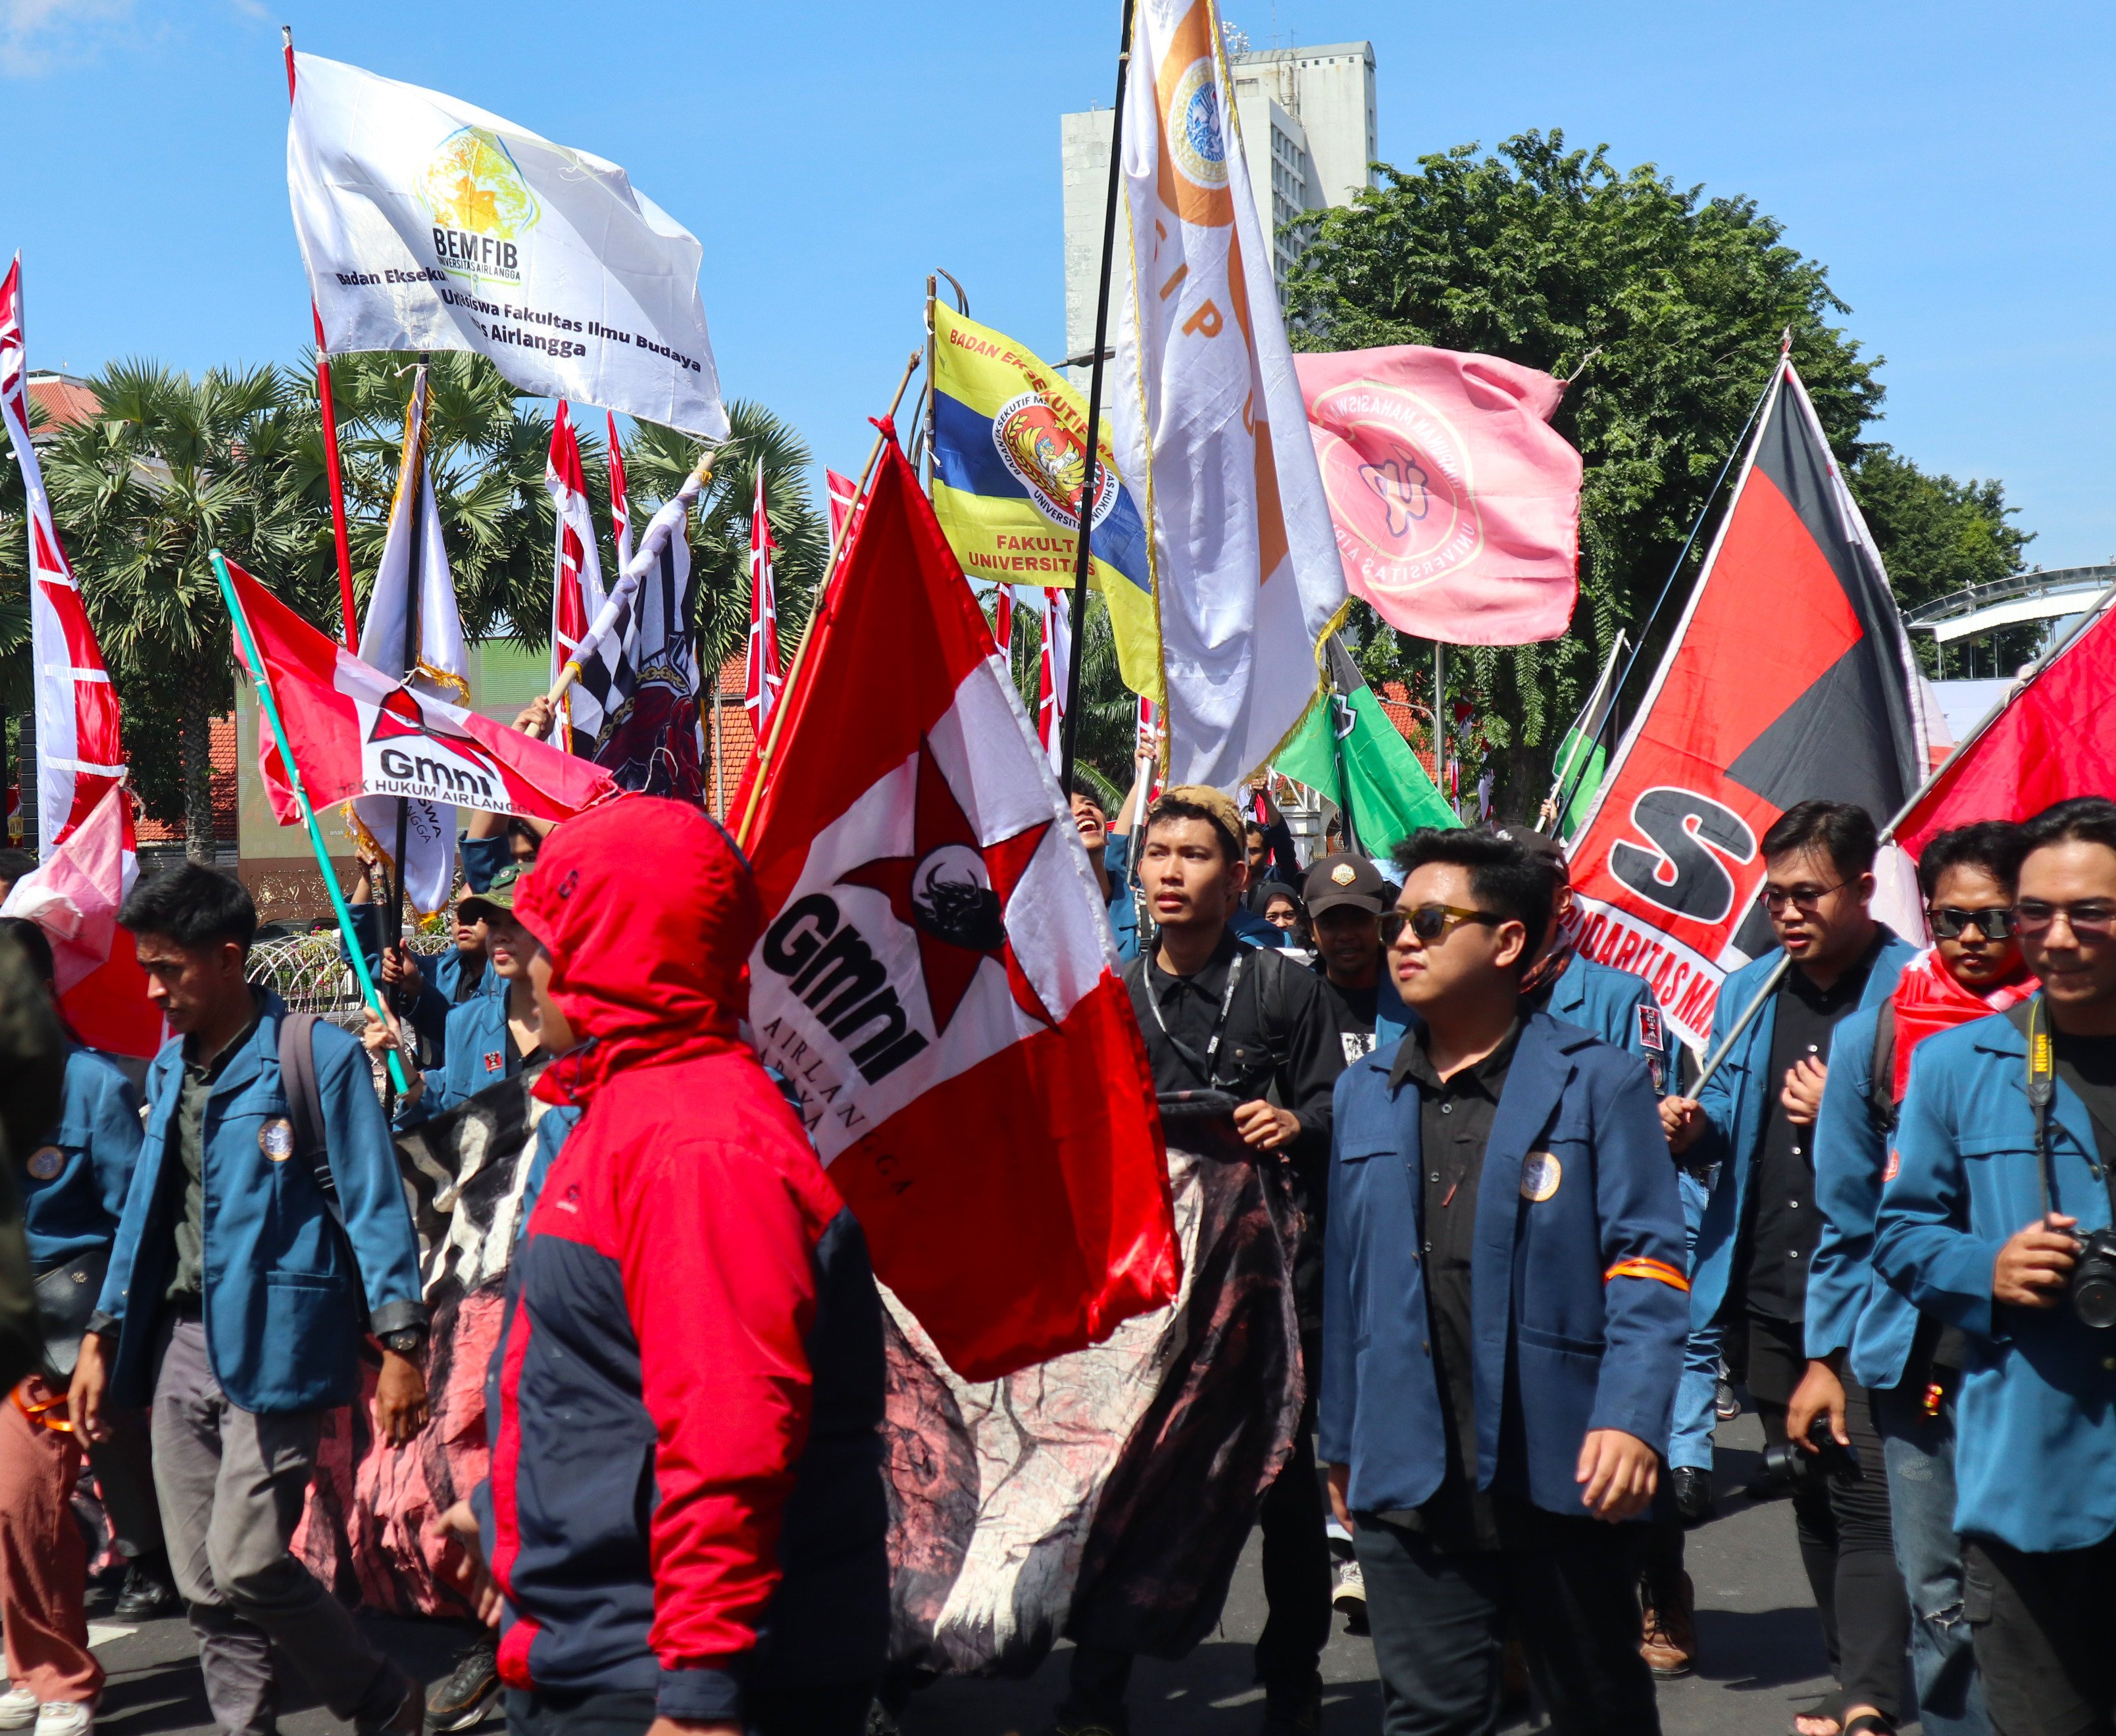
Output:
top-left (150, 1316), bottom-right (406, 1736)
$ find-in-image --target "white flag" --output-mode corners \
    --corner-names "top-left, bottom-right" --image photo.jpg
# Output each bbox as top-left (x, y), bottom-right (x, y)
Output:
top-left (287, 52), bottom-right (728, 437)
top-left (349, 368), bottom-right (471, 916)
top-left (1106, 0), bottom-right (1348, 791)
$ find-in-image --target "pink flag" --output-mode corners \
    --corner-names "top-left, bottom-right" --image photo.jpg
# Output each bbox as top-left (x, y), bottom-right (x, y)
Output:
top-left (1296, 345), bottom-right (1581, 647)
top-left (1, 257), bottom-right (132, 854)
top-left (744, 461), bottom-right (783, 734)
top-left (0, 784), bottom-right (159, 1056)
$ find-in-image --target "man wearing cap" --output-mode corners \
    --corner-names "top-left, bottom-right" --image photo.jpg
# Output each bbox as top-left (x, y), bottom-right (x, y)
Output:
top-left (1059, 785), bottom-right (1342, 1736)
top-left (363, 866), bottom-right (549, 1129)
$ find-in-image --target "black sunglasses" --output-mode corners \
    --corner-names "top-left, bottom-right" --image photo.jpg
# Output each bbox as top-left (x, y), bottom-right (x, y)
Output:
top-left (1380, 904), bottom-right (1502, 947)
top-left (1928, 906), bottom-right (2017, 941)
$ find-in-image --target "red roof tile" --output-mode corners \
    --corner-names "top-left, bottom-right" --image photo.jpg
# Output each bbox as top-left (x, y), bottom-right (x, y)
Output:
top-left (26, 375), bottom-right (96, 437)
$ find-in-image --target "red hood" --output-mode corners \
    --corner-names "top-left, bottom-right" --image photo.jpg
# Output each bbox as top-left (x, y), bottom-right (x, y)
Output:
top-left (515, 796), bottom-right (759, 1105)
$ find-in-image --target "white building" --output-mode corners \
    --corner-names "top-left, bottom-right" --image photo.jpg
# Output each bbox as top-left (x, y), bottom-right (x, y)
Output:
top-left (1060, 39), bottom-right (1376, 365)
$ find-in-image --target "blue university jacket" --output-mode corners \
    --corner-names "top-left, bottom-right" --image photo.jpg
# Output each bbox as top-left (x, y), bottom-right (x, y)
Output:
top-left (23, 1046), bottom-right (143, 1272)
top-left (1805, 1003), bottom-right (1924, 1386)
top-left (1876, 1013), bottom-right (2116, 1552)
top-left (96, 991), bottom-right (426, 1414)
top-left (1319, 1011), bottom-right (1688, 1517)
top-left (1373, 953), bottom-right (1667, 1093)
top-left (1688, 933), bottom-right (1918, 1333)
top-left (398, 987), bottom-right (515, 1130)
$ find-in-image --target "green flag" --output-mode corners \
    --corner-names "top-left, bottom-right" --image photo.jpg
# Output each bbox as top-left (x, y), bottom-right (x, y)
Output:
top-left (1276, 636), bottom-right (1459, 855)
top-left (1551, 728), bottom-right (1607, 836)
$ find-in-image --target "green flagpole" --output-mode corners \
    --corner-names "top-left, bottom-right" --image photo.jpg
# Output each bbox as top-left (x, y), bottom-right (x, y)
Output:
top-left (209, 548), bottom-right (409, 1093)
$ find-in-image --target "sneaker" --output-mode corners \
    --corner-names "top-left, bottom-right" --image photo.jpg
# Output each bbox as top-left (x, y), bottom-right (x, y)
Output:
top-left (1715, 1379), bottom-right (1739, 1420)
top-left (34, 1707), bottom-right (91, 1736)
top-left (112, 1557), bottom-right (180, 1621)
top-left (1332, 1557), bottom-right (1369, 1635)
top-left (424, 1645), bottom-right (499, 1734)
top-left (1260, 1675), bottom-right (1322, 1736)
top-left (1639, 1570), bottom-right (1699, 1679)
top-left (0, 1689), bottom-right (39, 1732)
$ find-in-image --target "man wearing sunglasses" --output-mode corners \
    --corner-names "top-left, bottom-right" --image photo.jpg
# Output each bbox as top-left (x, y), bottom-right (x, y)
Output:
top-left (1321, 827), bottom-right (1686, 1733)
top-left (1794, 822), bottom-right (2030, 1736)
top-left (1878, 797), bottom-right (2116, 1736)
top-left (1663, 799), bottom-right (1918, 1736)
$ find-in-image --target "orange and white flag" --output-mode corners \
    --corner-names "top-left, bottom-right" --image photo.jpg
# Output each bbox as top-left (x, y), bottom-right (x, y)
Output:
top-left (1107, 0), bottom-right (1347, 791)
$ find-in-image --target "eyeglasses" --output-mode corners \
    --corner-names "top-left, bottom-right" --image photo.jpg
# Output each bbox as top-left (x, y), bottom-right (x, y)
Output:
top-left (2013, 900), bottom-right (2116, 940)
top-left (1928, 906), bottom-right (2017, 941)
top-left (1382, 905), bottom-right (1501, 947)
top-left (1763, 881), bottom-right (1847, 914)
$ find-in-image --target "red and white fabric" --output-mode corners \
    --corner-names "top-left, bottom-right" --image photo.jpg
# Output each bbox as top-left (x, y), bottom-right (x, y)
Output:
top-left (743, 461), bottom-right (783, 737)
top-left (1034, 587), bottom-right (1069, 779)
top-left (547, 403), bottom-right (609, 756)
top-left (0, 257), bottom-right (130, 859)
top-left (825, 468), bottom-right (864, 553)
top-left (740, 436), bottom-right (1176, 1380)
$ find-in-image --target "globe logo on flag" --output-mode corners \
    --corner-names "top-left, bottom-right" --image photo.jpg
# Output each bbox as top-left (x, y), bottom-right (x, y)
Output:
top-left (993, 392), bottom-right (1117, 532)
top-left (1166, 59), bottom-right (1227, 191)
top-left (416, 126), bottom-right (542, 285)
top-left (1309, 380), bottom-right (1486, 588)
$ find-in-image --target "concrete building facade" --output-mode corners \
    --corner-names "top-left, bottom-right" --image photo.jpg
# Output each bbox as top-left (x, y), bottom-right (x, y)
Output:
top-left (1061, 39), bottom-right (1376, 363)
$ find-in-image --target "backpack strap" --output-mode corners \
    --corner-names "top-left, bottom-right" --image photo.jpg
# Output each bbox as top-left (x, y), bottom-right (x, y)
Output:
top-left (1867, 999), bottom-right (1900, 1137)
top-left (276, 1012), bottom-right (340, 1215)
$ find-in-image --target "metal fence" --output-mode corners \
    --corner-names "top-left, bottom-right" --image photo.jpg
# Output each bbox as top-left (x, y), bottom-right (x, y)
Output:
top-left (245, 933), bottom-right (450, 1031)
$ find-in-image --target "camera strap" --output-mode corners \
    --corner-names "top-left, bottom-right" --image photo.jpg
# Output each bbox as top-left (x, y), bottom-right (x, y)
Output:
top-left (2015, 995), bottom-right (2116, 1226)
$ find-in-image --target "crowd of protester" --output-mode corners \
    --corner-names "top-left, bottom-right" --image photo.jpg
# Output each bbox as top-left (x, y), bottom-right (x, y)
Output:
top-left (3, 761), bottom-right (2116, 1736)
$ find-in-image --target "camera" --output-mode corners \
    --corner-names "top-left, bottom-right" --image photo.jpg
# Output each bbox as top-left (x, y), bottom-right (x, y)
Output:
top-left (1752, 1418), bottom-right (1862, 1499)
top-left (2072, 1229), bottom-right (2116, 1329)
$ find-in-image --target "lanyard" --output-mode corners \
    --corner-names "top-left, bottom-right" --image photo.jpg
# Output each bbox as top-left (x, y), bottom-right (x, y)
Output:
top-left (1148, 953), bottom-right (1247, 1088)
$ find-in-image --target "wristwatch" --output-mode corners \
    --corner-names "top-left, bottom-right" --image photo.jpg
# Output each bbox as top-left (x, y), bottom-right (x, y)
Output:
top-left (381, 1326), bottom-right (426, 1356)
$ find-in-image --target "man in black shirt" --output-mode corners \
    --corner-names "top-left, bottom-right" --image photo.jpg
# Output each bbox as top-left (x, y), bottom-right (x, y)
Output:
top-left (1057, 786), bottom-right (1339, 1736)
top-left (1304, 853), bottom-right (1391, 1067)
top-left (1665, 801), bottom-right (1916, 1736)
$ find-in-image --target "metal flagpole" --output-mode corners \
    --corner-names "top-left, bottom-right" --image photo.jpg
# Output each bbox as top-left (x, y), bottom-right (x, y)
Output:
top-left (1541, 629), bottom-right (1629, 833)
top-left (1059, 0), bottom-right (1136, 794)
top-left (1433, 641), bottom-right (1447, 814)
top-left (1689, 574), bottom-right (2116, 1095)
top-left (211, 551), bottom-right (408, 1093)
top-left (734, 347), bottom-right (923, 852)
top-left (282, 28), bottom-right (358, 648)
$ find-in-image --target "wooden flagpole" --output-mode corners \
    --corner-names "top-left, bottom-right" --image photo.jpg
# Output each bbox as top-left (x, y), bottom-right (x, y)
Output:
top-left (210, 549), bottom-right (409, 1093)
top-left (734, 347), bottom-right (922, 853)
top-left (283, 28), bottom-right (359, 648)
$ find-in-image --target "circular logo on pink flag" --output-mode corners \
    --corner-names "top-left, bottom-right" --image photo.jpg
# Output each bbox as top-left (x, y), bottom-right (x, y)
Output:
top-left (1310, 380), bottom-right (1484, 589)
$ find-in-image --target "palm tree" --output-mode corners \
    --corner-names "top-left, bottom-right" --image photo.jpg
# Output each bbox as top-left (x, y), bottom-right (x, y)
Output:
top-left (43, 362), bottom-right (324, 863)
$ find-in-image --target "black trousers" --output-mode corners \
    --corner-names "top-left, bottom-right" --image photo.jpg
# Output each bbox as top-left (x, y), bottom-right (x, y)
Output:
top-left (505, 1683), bottom-right (872, 1736)
top-left (1965, 1533), bottom-right (2116, 1736)
top-left (1750, 1314), bottom-right (1908, 1721)
top-left (1352, 1506), bottom-right (1659, 1736)
top-left (1062, 1421), bottom-right (1332, 1724)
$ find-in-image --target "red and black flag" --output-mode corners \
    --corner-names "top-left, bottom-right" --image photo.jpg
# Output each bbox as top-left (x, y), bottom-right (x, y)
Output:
top-left (1565, 357), bottom-right (1930, 1047)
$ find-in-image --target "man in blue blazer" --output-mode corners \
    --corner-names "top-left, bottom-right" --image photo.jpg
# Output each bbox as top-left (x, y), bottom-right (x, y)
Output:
top-left (1877, 798), bottom-right (2116, 1736)
top-left (1664, 800), bottom-right (1919, 1736)
top-left (69, 866), bottom-right (428, 1736)
top-left (1321, 827), bottom-right (1687, 1733)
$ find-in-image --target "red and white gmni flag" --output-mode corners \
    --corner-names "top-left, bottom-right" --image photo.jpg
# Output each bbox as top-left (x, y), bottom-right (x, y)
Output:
top-left (223, 558), bottom-right (617, 826)
top-left (741, 437), bottom-right (1177, 1381)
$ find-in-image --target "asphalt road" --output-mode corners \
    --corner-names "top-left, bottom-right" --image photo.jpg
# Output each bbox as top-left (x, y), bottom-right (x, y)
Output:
top-left (80, 1411), bottom-right (1882, 1736)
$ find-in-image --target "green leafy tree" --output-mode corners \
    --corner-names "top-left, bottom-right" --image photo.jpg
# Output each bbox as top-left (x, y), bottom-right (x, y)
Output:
top-left (1848, 445), bottom-right (2032, 672)
top-left (998, 589), bottom-right (1136, 805)
top-left (41, 362), bottom-right (331, 862)
top-left (1283, 131), bottom-right (1888, 815)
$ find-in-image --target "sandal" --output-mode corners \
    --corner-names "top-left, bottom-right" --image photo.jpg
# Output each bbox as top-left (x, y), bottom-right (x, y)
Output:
top-left (1842, 1719), bottom-right (1896, 1736)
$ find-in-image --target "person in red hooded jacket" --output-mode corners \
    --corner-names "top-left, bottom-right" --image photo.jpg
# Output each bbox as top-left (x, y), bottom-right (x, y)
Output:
top-left (434, 797), bottom-right (888, 1736)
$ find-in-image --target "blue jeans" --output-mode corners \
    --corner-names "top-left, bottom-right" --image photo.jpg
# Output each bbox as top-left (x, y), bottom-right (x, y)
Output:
top-left (1669, 1168), bottom-right (1721, 1473)
top-left (1875, 1381), bottom-right (1988, 1736)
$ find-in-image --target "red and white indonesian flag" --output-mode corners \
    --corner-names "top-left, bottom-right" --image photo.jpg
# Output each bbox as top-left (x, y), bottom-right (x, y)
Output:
top-left (1296, 345), bottom-right (1582, 646)
top-left (1, 257), bottom-right (130, 859)
top-left (1108, 0), bottom-right (1348, 791)
top-left (1034, 587), bottom-right (1070, 778)
top-left (742, 439), bottom-right (1177, 1381)
top-left (224, 558), bottom-right (615, 828)
top-left (286, 52), bottom-right (727, 437)
top-left (547, 401), bottom-right (608, 756)
top-left (745, 460), bottom-right (783, 736)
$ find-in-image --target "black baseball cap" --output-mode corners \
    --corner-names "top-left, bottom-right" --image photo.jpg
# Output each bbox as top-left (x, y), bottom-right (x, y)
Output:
top-left (1490, 824), bottom-right (1569, 880)
top-left (1303, 853), bottom-right (1390, 917)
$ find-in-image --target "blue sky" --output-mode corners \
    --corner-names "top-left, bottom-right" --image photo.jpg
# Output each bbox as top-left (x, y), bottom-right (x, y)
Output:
top-left (7, 0), bottom-right (2113, 570)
